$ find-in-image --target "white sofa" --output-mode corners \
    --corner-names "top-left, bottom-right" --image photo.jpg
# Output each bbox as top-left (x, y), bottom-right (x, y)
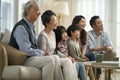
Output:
top-left (0, 29), bottom-right (42, 80)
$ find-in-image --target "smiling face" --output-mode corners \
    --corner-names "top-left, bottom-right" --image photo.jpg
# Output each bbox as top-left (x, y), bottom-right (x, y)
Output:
top-left (71, 30), bottom-right (80, 40)
top-left (77, 18), bottom-right (86, 29)
top-left (25, 1), bottom-right (41, 23)
top-left (31, 4), bottom-right (41, 21)
top-left (62, 32), bottom-right (68, 41)
top-left (47, 15), bottom-right (58, 30)
top-left (93, 18), bottom-right (103, 31)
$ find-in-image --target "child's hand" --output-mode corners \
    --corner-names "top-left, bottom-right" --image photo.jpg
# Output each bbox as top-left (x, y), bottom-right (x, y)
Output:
top-left (44, 50), bottom-right (49, 56)
top-left (82, 56), bottom-right (89, 61)
top-left (68, 56), bottom-right (75, 63)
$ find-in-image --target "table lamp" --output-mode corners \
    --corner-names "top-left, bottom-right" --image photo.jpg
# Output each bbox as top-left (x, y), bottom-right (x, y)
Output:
top-left (53, 1), bottom-right (69, 25)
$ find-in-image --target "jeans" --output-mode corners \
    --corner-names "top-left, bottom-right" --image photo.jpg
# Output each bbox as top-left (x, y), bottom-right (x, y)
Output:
top-left (75, 62), bottom-right (87, 80)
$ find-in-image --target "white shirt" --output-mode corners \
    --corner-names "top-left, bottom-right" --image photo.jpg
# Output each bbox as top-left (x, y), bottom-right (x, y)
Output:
top-left (37, 30), bottom-right (56, 55)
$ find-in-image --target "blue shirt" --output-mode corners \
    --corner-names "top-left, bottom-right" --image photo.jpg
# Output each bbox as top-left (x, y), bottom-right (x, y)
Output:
top-left (14, 17), bottom-right (45, 56)
top-left (86, 30), bottom-right (113, 54)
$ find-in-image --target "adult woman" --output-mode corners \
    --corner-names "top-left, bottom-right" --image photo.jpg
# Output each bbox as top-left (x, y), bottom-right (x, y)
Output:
top-left (72, 15), bottom-right (95, 80)
top-left (72, 15), bottom-right (88, 58)
top-left (37, 10), bottom-right (78, 80)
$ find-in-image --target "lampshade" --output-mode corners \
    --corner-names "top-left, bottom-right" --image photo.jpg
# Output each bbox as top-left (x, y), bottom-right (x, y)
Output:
top-left (53, 1), bottom-right (69, 15)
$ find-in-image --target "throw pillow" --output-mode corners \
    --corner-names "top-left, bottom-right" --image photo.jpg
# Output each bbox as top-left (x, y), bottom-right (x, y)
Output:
top-left (1, 28), bottom-right (11, 44)
top-left (0, 41), bottom-right (28, 65)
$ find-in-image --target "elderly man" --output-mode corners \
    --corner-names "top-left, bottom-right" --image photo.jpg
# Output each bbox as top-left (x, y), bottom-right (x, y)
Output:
top-left (9, 1), bottom-right (63, 80)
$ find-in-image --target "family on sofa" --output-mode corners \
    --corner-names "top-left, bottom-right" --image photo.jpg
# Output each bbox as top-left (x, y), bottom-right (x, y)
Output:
top-left (0, 0), bottom-right (116, 80)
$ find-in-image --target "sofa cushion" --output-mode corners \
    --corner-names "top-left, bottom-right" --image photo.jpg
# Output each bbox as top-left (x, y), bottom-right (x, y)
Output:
top-left (0, 41), bottom-right (28, 65)
top-left (2, 66), bottom-right (41, 80)
top-left (1, 28), bottom-right (11, 43)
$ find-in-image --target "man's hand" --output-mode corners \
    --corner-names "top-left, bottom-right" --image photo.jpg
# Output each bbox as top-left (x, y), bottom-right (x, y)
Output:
top-left (103, 45), bottom-right (112, 52)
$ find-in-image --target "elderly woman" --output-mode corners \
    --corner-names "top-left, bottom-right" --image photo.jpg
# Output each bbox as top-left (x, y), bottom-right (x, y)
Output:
top-left (37, 10), bottom-right (78, 80)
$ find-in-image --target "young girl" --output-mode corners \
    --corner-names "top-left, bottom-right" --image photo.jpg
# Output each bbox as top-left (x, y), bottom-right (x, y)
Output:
top-left (54, 25), bottom-right (87, 80)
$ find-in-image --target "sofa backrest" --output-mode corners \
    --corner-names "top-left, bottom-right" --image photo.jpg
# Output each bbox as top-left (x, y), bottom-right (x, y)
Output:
top-left (0, 44), bottom-right (8, 80)
top-left (0, 28), bottom-right (11, 44)
top-left (0, 33), bottom-right (3, 41)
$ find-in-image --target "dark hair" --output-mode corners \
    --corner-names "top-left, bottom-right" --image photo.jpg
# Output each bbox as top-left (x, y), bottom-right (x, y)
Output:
top-left (67, 25), bottom-right (80, 37)
top-left (54, 26), bottom-right (66, 43)
top-left (72, 15), bottom-right (87, 45)
top-left (72, 15), bottom-right (85, 25)
top-left (80, 29), bottom-right (87, 45)
top-left (41, 10), bottom-right (56, 27)
top-left (90, 15), bottom-right (100, 28)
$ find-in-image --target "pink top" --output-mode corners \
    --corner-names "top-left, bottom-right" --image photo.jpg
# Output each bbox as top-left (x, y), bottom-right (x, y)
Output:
top-left (57, 41), bottom-right (68, 56)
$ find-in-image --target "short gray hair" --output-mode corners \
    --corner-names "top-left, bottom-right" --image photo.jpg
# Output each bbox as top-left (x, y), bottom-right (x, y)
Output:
top-left (23, 0), bottom-right (38, 17)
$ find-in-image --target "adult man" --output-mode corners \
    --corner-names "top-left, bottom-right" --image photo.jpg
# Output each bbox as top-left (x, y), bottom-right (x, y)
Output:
top-left (9, 1), bottom-right (62, 80)
top-left (86, 15), bottom-right (116, 79)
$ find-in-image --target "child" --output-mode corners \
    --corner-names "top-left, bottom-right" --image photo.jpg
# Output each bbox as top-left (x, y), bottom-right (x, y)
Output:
top-left (54, 25), bottom-right (87, 80)
top-left (67, 24), bottom-right (95, 80)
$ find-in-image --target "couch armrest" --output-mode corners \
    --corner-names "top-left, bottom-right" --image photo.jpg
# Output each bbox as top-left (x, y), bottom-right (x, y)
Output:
top-left (0, 41), bottom-right (28, 65)
top-left (2, 66), bottom-right (41, 80)
top-left (0, 44), bottom-right (8, 80)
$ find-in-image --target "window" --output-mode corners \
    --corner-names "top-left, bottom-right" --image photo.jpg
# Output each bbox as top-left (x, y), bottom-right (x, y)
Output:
top-left (0, 0), bottom-right (45, 34)
top-left (0, 0), bottom-right (14, 32)
top-left (18, 0), bottom-right (29, 20)
top-left (116, 0), bottom-right (120, 57)
top-left (0, 0), bottom-right (1, 31)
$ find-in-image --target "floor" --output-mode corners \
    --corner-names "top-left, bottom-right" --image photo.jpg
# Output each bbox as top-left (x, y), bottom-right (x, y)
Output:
top-left (87, 69), bottom-right (120, 80)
